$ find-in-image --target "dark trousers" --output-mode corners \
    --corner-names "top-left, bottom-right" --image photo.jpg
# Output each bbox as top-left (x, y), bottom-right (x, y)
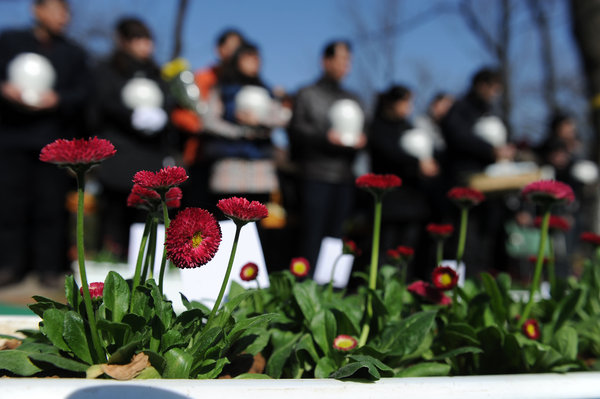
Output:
top-left (299, 178), bottom-right (355, 268)
top-left (0, 149), bottom-right (69, 277)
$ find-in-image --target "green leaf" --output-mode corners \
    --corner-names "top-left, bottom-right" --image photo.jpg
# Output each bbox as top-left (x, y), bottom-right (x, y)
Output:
top-left (108, 340), bottom-right (141, 364)
top-left (292, 281), bottom-right (321, 321)
top-left (331, 355), bottom-right (393, 380)
top-left (396, 362), bottom-right (451, 377)
top-left (0, 350), bottom-right (42, 376)
top-left (551, 326), bottom-right (578, 361)
top-left (480, 272), bottom-right (507, 325)
top-left (193, 357), bottom-right (229, 379)
top-left (234, 373), bottom-right (271, 379)
top-left (135, 366), bottom-right (161, 379)
top-left (227, 313), bottom-right (279, 344)
top-left (104, 271), bottom-right (131, 323)
top-left (163, 347), bottom-right (193, 378)
top-left (63, 311), bottom-right (93, 365)
top-left (121, 313), bottom-right (147, 333)
top-left (142, 350), bottom-right (166, 375)
top-left (64, 274), bottom-right (80, 310)
top-left (174, 309), bottom-right (206, 329)
top-left (40, 308), bottom-right (70, 352)
top-left (160, 329), bottom-right (185, 353)
top-left (265, 331), bottom-right (301, 378)
top-left (310, 309), bottom-right (337, 358)
top-left (377, 310), bottom-right (437, 356)
top-left (149, 279), bottom-right (173, 329)
top-left (28, 352), bottom-right (88, 373)
top-left (295, 333), bottom-right (320, 364)
top-left (553, 289), bottom-right (582, 332)
top-left (96, 319), bottom-right (132, 348)
top-left (189, 327), bottom-right (224, 359)
top-left (314, 356), bottom-right (337, 378)
top-left (383, 279), bottom-right (404, 320)
top-left (431, 346), bottom-right (483, 361)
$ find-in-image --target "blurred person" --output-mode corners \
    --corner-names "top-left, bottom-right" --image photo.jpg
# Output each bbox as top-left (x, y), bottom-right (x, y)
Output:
top-left (173, 29), bottom-right (245, 209)
top-left (92, 17), bottom-right (173, 260)
top-left (287, 40), bottom-right (366, 268)
top-left (0, 0), bottom-right (90, 287)
top-left (203, 42), bottom-right (289, 202)
top-left (440, 67), bottom-right (515, 277)
top-left (369, 85), bottom-right (439, 278)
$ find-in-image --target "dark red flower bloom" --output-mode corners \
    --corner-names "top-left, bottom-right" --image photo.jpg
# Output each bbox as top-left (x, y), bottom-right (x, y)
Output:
top-left (522, 318), bottom-right (541, 340)
top-left (342, 239), bottom-right (361, 256)
top-left (431, 266), bottom-right (459, 291)
top-left (522, 180), bottom-right (575, 206)
top-left (408, 280), bottom-right (452, 305)
top-left (40, 137), bottom-right (116, 170)
top-left (333, 335), bottom-right (358, 351)
top-left (355, 173), bottom-right (402, 199)
top-left (127, 185), bottom-right (182, 211)
top-left (133, 166), bottom-right (189, 193)
top-left (80, 282), bottom-right (104, 300)
top-left (534, 215), bottom-right (570, 232)
top-left (240, 262), bottom-right (259, 282)
top-left (447, 187), bottom-right (485, 208)
top-left (426, 223), bottom-right (454, 239)
top-left (290, 257), bottom-right (310, 277)
top-left (165, 187), bottom-right (183, 208)
top-left (388, 245), bottom-right (414, 263)
top-left (581, 231), bottom-right (600, 246)
top-left (217, 196), bottom-right (269, 226)
top-left (165, 207), bottom-right (222, 269)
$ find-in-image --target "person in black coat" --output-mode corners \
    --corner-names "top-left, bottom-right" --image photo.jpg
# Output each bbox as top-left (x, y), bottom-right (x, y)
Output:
top-left (93, 17), bottom-right (173, 260)
top-left (440, 67), bottom-right (516, 276)
top-left (369, 85), bottom-right (441, 278)
top-left (0, 0), bottom-right (91, 286)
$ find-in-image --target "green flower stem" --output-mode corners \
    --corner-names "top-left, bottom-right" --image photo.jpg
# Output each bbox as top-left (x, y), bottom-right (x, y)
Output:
top-left (130, 214), bottom-right (152, 307)
top-left (359, 199), bottom-right (382, 347)
top-left (436, 240), bottom-right (444, 266)
top-left (207, 224), bottom-right (242, 326)
top-left (142, 218), bottom-right (158, 282)
top-left (520, 208), bottom-right (551, 326)
top-left (456, 207), bottom-right (469, 267)
top-left (75, 170), bottom-right (105, 363)
top-left (158, 198), bottom-right (171, 294)
top-left (548, 234), bottom-right (556, 297)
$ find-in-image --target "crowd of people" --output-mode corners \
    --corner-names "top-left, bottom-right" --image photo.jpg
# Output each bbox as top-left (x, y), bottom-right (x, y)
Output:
top-left (0, 0), bottom-right (595, 289)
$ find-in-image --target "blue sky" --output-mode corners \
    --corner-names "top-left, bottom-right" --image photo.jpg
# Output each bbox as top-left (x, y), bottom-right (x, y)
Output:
top-left (0, 0), bottom-right (585, 143)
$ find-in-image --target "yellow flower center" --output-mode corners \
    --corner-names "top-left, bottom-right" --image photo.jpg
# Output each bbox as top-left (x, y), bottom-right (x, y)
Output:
top-left (192, 232), bottom-right (203, 248)
top-left (243, 268), bottom-right (256, 278)
top-left (292, 262), bottom-right (307, 275)
top-left (439, 273), bottom-right (452, 286)
top-left (526, 324), bottom-right (536, 337)
top-left (335, 337), bottom-right (355, 349)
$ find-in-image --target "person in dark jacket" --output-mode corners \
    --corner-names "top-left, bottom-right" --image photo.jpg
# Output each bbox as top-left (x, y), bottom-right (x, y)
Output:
top-left (288, 40), bottom-right (367, 268)
top-left (369, 85), bottom-right (440, 278)
top-left (0, 0), bottom-right (90, 286)
top-left (93, 17), bottom-right (173, 260)
top-left (440, 67), bottom-right (515, 276)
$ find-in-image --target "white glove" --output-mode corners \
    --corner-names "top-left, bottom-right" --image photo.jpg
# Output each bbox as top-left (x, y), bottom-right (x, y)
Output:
top-left (131, 106), bottom-right (167, 135)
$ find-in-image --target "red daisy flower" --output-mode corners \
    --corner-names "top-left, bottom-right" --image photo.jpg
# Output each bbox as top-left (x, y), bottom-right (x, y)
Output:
top-left (407, 280), bottom-right (452, 305)
top-left (431, 266), bottom-right (459, 291)
top-left (581, 231), bottom-right (600, 246)
top-left (133, 166), bottom-right (189, 193)
top-left (533, 215), bottom-right (570, 232)
top-left (426, 223), bottom-right (454, 239)
top-left (388, 245), bottom-right (414, 263)
top-left (290, 257), bottom-right (310, 277)
top-left (447, 187), bottom-right (485, 208)
top-left (217, 197), bottom-right (269, 226)
top-left (333, 335), bottom-right (358, 351)
top-left (80, 282), bottom-right (104, 300)
top-left (165, 207), bottom-right (222, 269)
top-left (240, 262), bottom-right (259, 282)
top-left (355, 173), bottom-right (402, 198)
top-left (342, 239), bottom-right (361, 256)
top-left (522, 318), bottom-right (541, 340)
top-left (165, 187), bottom-right (183, 209)
top-left (40, 137), bottom-right (116, 171)
top-left (522, 180), bottom-right (575, 206)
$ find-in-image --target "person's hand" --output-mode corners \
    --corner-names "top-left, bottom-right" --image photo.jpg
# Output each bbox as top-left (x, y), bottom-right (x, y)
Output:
top-left (236, 109), bottom-right (260, 126)
top-left (327, 129), bottom-right (367, 148)
top-left (29, 90), bottom-right (59, 110)
top-left (0, 82), bottom-right (22, 103)
top-left (419, 158), bottom-right (439, 177)
top-left (494, 143), bottom-right (516, 162)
